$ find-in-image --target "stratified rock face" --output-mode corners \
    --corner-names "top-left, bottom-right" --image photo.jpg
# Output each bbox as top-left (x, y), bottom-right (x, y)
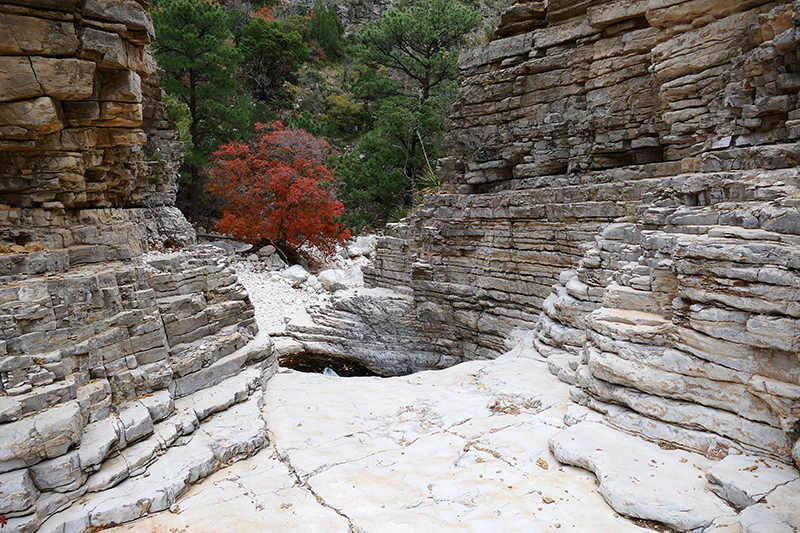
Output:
top-left (0, 2), bottom-right (276, 531)
top-left (359, 0), bottom-right (800, 466)
top-left (0, 0), bottom-right (179, 212)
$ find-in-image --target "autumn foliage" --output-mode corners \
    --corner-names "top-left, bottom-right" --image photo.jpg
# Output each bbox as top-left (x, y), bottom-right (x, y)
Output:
top-left (251, 7), bottom-right (274, 21)
top-left (207, 121), bottom-right (350, 256)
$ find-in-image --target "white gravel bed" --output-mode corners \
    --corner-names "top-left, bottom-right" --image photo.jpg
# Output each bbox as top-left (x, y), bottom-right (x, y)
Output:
top-left (234, 260), bottom-right (329, 335)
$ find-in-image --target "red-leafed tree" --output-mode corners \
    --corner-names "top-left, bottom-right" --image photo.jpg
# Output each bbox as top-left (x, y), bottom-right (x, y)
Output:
top-left (251, 7), bottom-right (274, 21)
top-left (207, 121), bottom-right (350, 258)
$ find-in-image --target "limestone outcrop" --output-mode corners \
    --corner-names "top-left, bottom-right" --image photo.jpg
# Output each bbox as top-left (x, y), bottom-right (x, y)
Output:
top-left (292, 0), bottom-right (800, 474)
top-left (0, 2), bottom-right (274, 531)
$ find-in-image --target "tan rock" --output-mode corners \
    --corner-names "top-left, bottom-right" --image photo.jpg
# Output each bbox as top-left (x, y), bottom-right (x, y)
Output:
top-left (100, 71), bottom-right (142, 103)
top-left (0, 56), bottom-right (43, 102)
top-left (646, 0), bottom-right (775, 29)
top-left (98, 102), bottom-right (143, 127)
top-left (79, 27), bottom-right (127, 69)
top-left (0, 13), bottom-right (78, 56)
top-left (30, 57), bottom-right (95, 101)
top-left (63, 101), bottom-right (100, 126)
top-left (5, 0), bottom-right (75, 11)
top-left (0, 97), bottom-right (64, 139)
top-left (82, 0), bottom-right (155, 41)
top-left (97, 128), bottom-right (147, 147)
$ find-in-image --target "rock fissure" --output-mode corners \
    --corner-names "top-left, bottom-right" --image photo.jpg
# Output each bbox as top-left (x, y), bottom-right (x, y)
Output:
top-left (271, 446), bottom-right (359, 532)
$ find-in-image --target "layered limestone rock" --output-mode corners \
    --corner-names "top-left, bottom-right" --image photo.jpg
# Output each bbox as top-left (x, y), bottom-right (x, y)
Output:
top-left (292, 0), bottom-right (800, 480)
top-left (0, 2), bottom-right (274, 531)
top-left (0, 0), bottom-right (187, 259)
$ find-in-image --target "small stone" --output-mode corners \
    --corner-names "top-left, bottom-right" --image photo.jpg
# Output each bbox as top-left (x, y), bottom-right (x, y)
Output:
top-left (257, 245), bottom-right (275, 257)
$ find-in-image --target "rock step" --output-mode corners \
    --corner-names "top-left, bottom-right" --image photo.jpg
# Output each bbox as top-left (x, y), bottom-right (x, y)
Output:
top-left (706, 454), bottom-right (799, 510)
top-left (170, 330), bottom-right (273, 398)
top-left (0, 328), bottom-right (274, 533)
top-left (29, 368), bottom-right (269, 533)
top-left (738, 479), bottom-right (800, 533)
top-left (548, 421), bottom-right (733, 532)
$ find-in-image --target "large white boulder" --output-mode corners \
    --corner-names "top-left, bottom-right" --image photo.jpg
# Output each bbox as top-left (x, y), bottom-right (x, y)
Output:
top-left (346, 235), bottom-right (377, 259)
top-left (318, 266), bottom-right (364, 292)
top-left (281, 265), bottom-right (309, 284)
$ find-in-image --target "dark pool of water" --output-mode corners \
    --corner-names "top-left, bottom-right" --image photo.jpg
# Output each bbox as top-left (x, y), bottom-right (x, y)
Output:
top-left (279, 353), bottom-right (380, 377)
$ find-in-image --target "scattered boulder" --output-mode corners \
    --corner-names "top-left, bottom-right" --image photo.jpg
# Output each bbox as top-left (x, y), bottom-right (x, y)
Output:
top-left (263, 253), bottom-right (287, 271)
top-left (257, 245), bottom-right (275, 257)
top-left (318, 266), bottom-right (364, 292)
top-left (282, 264), bottom-right (309, 285)
top-left (346, 235), bottom-right (377, 259)
top-left (206, 241), bottom-right (252, 254)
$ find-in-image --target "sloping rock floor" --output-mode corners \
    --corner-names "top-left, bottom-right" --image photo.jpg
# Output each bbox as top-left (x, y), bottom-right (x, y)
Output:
top-left (37, 275), bottom-right (800, 533)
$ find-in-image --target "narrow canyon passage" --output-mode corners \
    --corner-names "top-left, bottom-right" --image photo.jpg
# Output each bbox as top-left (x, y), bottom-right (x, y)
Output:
top-left (97, 261), bottom-right (798, 533)
top-left (106, 340), bottom-right (645, 533)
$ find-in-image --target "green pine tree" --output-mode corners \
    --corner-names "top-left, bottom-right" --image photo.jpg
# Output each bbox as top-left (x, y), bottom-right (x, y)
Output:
top-left (152, 0), bottom-right (249, 219)
top-left (339, 0), bottom-right (480, 227)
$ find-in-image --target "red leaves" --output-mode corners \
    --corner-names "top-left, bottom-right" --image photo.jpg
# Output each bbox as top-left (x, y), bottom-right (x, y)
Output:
top-left (0, 514), bottom-right (7, 529)
top-left (251, 7), bottom-right (274, 21)
top-left (207, 121), bottom-right (350, 256)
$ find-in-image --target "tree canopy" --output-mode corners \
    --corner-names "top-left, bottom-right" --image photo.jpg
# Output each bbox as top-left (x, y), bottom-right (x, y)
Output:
top-left (207, 122), bottom-right (350, 258)
top-left (240, 17), bottom-right (309, 103)
top-left (152, 0), bottom-right (248, 215)
top-left (359, 0), bottom-right (480, 101)
top-left (337, 0), bottom-right (480, 228)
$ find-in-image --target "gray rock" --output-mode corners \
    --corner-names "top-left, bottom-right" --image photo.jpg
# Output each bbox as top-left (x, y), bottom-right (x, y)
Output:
top-left (174, 372), bottom-right (249, 422)
top-left (263, 253), bottom-right (287, 270)
top-left (77, 418), bottom-right (119, 471)
top-left (346, 235), bottom-right (377, 258)
top-left (0, 468), bottom-right (38, 514)
top-left (0, 402), bottom-right (84, 473)
top-left (707, 455), bottom-right (799, 509)
top-left (794, 438), bottom-right (800, 470)
top-left (549, 422), bottom-right (731, 531)
top-left (136, 390), bottom-right (174, 423)
top-left (116, 404), bottom-right (153, 447)
top-left (257, 245), bottom-right (275, 257)
top-left (738, 479), bottom-right (800, 533)
top-left (85, 453), bottom-right (129, 493)
top-left (29, 450), bottom-right (84, 492)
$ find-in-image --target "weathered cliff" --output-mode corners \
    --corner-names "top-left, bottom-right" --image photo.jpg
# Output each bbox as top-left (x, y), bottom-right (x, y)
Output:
top-left (293, 0), bottom-right (800, 469)
top-left (0, 2), bottom-right (274, 531)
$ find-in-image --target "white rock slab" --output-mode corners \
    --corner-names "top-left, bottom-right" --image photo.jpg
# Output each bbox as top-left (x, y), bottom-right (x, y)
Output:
top-left (39, 394), bottom-right (269, 532)
top-left (174, 372), bottom-right (249, 422)
top-left (706, 454), bottom-right (799, 509)
top-left (135, 390), bottom-right (174, 423)
top-left (549, 421), bottom-right (731, 531)
top-left (76, 418), bottom-right (119, 471)
top-left (261, 352), bottom-right (644, 533)
top-left (281, 264), bottom-right (309, 284)
top-left (116, 404), bottom-right (153, 446)
top-left (0, 468), bottom-right (38, 514)
top-left (738, 479), bottom-right (800, 533)
top-left (101, 453), bottom-right (350, 533)
top-left (272, 337), bottom-right (304, 357)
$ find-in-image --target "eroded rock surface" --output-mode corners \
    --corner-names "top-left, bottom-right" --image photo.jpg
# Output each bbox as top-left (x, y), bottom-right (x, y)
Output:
top-left (0, 2), bottom-right (276, 531)
top-left (101, 332), bottom-right (800, 533)
top-left (292, 0), bottom-right (800, 477)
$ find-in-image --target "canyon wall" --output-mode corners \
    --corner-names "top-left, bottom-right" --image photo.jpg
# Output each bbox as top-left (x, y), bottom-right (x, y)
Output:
top-left (358, 0), bottom-right (800, 466)
top-left (0, 2), bottom-right (274, 531)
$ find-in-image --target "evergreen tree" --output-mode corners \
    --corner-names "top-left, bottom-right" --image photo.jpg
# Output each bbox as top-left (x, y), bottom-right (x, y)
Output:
top-left (339, 0), bottom-right (480, 227)
top-left (307, 3), bottom-right (345, 60)
top-left (240, 17), bottom-right (309, 104)
top-left (152, 0), bottom-right (248, 219)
